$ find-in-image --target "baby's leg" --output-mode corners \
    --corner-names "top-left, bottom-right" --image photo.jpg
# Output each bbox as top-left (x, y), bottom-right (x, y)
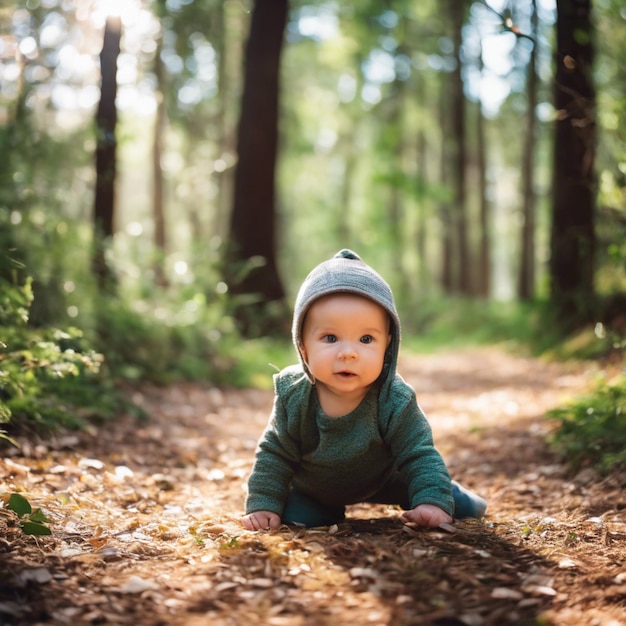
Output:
top-left (367, 473), bottom-right (487, 519)
top-left (452, 481), bottom-right (488, 519)
top-left (282, 490), bottom-right (346, 527)
top-left (365, 473), bottom-right (412, 509)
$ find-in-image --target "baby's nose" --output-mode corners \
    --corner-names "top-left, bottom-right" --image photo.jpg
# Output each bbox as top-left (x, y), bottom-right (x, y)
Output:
top-left (338, 345), bottom-right (358, 359)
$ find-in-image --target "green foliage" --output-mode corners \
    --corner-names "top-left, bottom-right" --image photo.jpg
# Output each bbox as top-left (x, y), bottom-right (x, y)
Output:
top-left (547, 375), bottom-right (626, 473)
top-left (0, 254), bottom-right (133, 435)
top-left (1, 324), bottom-right (124, 431)
top-left (86, 290), bottom-right (293, 389)
top-left (399, 296), bottom-right (625, 365)
top-left (0, 273), bottom-right (32, 328)
top-left (401, 298), bottom-right (548, 353)
top-left (217, 336), bottom-right (293, 390)
top-left (3, 493), bottom-right (52, 536)
top-left (89, 293), bottom-right (220, 385)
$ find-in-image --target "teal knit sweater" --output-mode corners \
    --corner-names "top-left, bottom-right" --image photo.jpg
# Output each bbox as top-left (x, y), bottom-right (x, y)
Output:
top-left (245, 365), bottom-right (454, 517)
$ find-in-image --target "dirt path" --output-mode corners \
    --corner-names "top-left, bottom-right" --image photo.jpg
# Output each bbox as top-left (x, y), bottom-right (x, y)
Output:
top-left (1, 347), bottom-right (625, 626)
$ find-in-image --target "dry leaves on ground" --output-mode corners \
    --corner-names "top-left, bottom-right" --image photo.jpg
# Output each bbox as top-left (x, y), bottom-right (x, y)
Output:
top-left (0, 348), bottom-right (625, 626)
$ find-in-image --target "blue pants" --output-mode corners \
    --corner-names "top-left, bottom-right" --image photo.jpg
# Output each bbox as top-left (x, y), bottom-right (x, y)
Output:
top-left (281, 474), bottom-right (485, 527)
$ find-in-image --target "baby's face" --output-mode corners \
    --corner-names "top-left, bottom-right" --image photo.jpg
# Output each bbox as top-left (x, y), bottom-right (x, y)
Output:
top-left (300, 294), bottom-right (391, 397)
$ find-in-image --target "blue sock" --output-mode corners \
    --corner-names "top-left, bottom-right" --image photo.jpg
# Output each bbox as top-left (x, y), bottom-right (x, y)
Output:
top-left (452, 481), bottom-right (487, 519)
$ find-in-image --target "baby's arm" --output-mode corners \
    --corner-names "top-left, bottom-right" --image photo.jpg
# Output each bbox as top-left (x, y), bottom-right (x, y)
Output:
top-left (401, 504), bottom-right (453, 528)
top-left (242, 510), bottom-right (281, 531)
top-left (244, 372), bottom-right (304, 529)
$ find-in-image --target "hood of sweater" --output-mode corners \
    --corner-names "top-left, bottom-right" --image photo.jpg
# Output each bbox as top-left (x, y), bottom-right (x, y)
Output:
top-left (292, 249), bottom-right (401, 390)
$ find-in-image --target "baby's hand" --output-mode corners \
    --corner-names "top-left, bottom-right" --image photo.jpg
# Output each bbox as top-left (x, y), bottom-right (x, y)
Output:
top-left (401, 504), bottom-right (453, 528)
top-left (242, 510), bottom-right (281, 531)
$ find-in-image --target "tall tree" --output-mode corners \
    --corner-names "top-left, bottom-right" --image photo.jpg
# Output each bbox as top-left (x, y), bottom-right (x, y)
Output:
top-left (225, 0), bottom-right (289, 336)
top-left (475, 37), bottom-right (491, 298)
top-left (92, 16), bottom-right (122, 292)
top-left (549, 0), bottom-right (596, 327)
top-left (439, 78), bottom-right (454, 293)
top-left (447, 0), bottom-right (471, 294)
top-left (518, 0), bottom-right (539, 301)
top-left (212, 1), bottom-right (242, 242)
top-left (152, 28), bottom-right (168, 287)
top-left (414, 75), bottom-right (430, 295)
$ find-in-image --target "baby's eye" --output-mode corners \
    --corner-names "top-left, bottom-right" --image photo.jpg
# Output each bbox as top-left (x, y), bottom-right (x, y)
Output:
top-left (360, 335), bottom-right (374, 344)
top-left (322, 334), bottom-right (337, 343)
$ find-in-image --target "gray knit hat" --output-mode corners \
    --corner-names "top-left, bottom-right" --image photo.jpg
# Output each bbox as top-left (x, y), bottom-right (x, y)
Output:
top-left (292, 249), bottom-right (401, 383)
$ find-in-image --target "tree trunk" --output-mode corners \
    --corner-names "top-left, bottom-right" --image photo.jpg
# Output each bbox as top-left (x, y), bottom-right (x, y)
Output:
top-left (212, 0), bottom-right (238, 242)
top-left (415, 75), bottom-right (429, 296)
top-left (448, 0), bottom-right (470, 294)
top-left (518, 0), bottom-right (539, 301)
top-left (476, 97), bottom-right (490, 298)
top-left (549, 0), bottom-right (596, 328)
top-left (92, 16), bottom-right (121, 293)
top-left (474, 33), bottom-right (491, 299)
top-left (439, 80), bottom-right (454, 293)
top-left (153, 31), bottom-right (168, 287)
top-left (226, 0), bottom-right (288, 337)
top-left (387, 77), bottom-right (411, 300)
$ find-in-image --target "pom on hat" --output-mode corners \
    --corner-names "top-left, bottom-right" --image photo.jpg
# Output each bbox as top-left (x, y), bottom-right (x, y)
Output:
top-left (335, 249), bottom-right (360, 261)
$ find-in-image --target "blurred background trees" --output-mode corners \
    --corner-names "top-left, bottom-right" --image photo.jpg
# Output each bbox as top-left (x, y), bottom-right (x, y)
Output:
top-left (1, 0), bottom-right (625, 391)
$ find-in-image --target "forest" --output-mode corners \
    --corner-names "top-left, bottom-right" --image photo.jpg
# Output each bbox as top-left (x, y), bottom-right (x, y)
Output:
top-left (1, 1), bottom-right (626, 624)
top-left (1, 0), bottom-right (625, 430)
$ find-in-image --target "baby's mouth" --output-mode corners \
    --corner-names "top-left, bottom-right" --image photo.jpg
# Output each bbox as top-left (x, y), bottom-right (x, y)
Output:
top-left (336, 371), bottom-right (356, 378)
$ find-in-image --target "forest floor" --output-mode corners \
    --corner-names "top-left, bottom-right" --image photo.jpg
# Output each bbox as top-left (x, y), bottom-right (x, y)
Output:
top-left (1, 346), bottom-right (625, 626)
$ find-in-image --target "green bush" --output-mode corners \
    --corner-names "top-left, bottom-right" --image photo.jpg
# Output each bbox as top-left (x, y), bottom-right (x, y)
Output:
top-left (547, 375), bottom-right (626, 473)
top-left (0, 257), bottom-right (133, 436)
top-left (402, 298), bottom-right (550, 353)
top-left (89, 294), bottom-right (228, 385)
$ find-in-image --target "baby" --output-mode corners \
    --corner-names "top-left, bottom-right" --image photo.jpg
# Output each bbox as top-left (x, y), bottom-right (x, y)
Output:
top-left (242, 249), bottom-right (486, 530)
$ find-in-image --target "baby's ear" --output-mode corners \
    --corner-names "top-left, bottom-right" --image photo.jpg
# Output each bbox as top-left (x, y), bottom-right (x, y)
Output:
top-left (386, 333), bottom-right (392, 348)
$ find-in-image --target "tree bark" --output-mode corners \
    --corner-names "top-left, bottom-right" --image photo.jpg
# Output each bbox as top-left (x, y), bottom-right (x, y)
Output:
top-left (475, 35), bottom-right (491, 298)
top-left (226, 0), bottom-right (288, 336)
top-left (439, 79), bottom-right (454, 293)
top-left (549, 0), bottom-right (596, 327)
top-left (448, 0), bottom-right (470, 294)
top-left (93, 16), bottom-right (121, 292)
top-left (415, 74), bottom-right (430, 295)
top-left (153, 32), bottom-right (168, 287)
top-left (518, 0), bottom-right (539, 301)
top-left (476, 98), bottom-right (490, 298)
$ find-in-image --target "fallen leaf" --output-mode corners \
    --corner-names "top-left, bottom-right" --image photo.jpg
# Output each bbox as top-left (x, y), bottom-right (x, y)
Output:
top-left (17, 567), bottom-right (53, 585)
top-left (491, 587), bottom-right (523, 600)
top-left (78, 458), bottom-right (105, 470)
top-left (523, 584), bottom-right (557, 597)
top-left (438, 523), bottom-right (457, 534)
top-left (349, 567), bottom-right (378, 580)
top-left (88, 536), bottom-right (109, 549)
top-left (4, 459), bottom-right (31, 475)
top-left (116, 575), bottom-right (159, 594)
top-left (248, 578), bottom-right (275, 588)
top-left (115, 466), bottom-right (134, 480)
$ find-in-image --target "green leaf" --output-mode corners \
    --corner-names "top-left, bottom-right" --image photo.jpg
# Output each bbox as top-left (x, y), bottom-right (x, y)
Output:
top-left (21, 520), bottom-right (52, 536)
top-left (0, 428), bottom-right (18, 446)
top-left (7, 493), bottom-right (32, 516)
top-left (29, 508), bottom-right (51, 524)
